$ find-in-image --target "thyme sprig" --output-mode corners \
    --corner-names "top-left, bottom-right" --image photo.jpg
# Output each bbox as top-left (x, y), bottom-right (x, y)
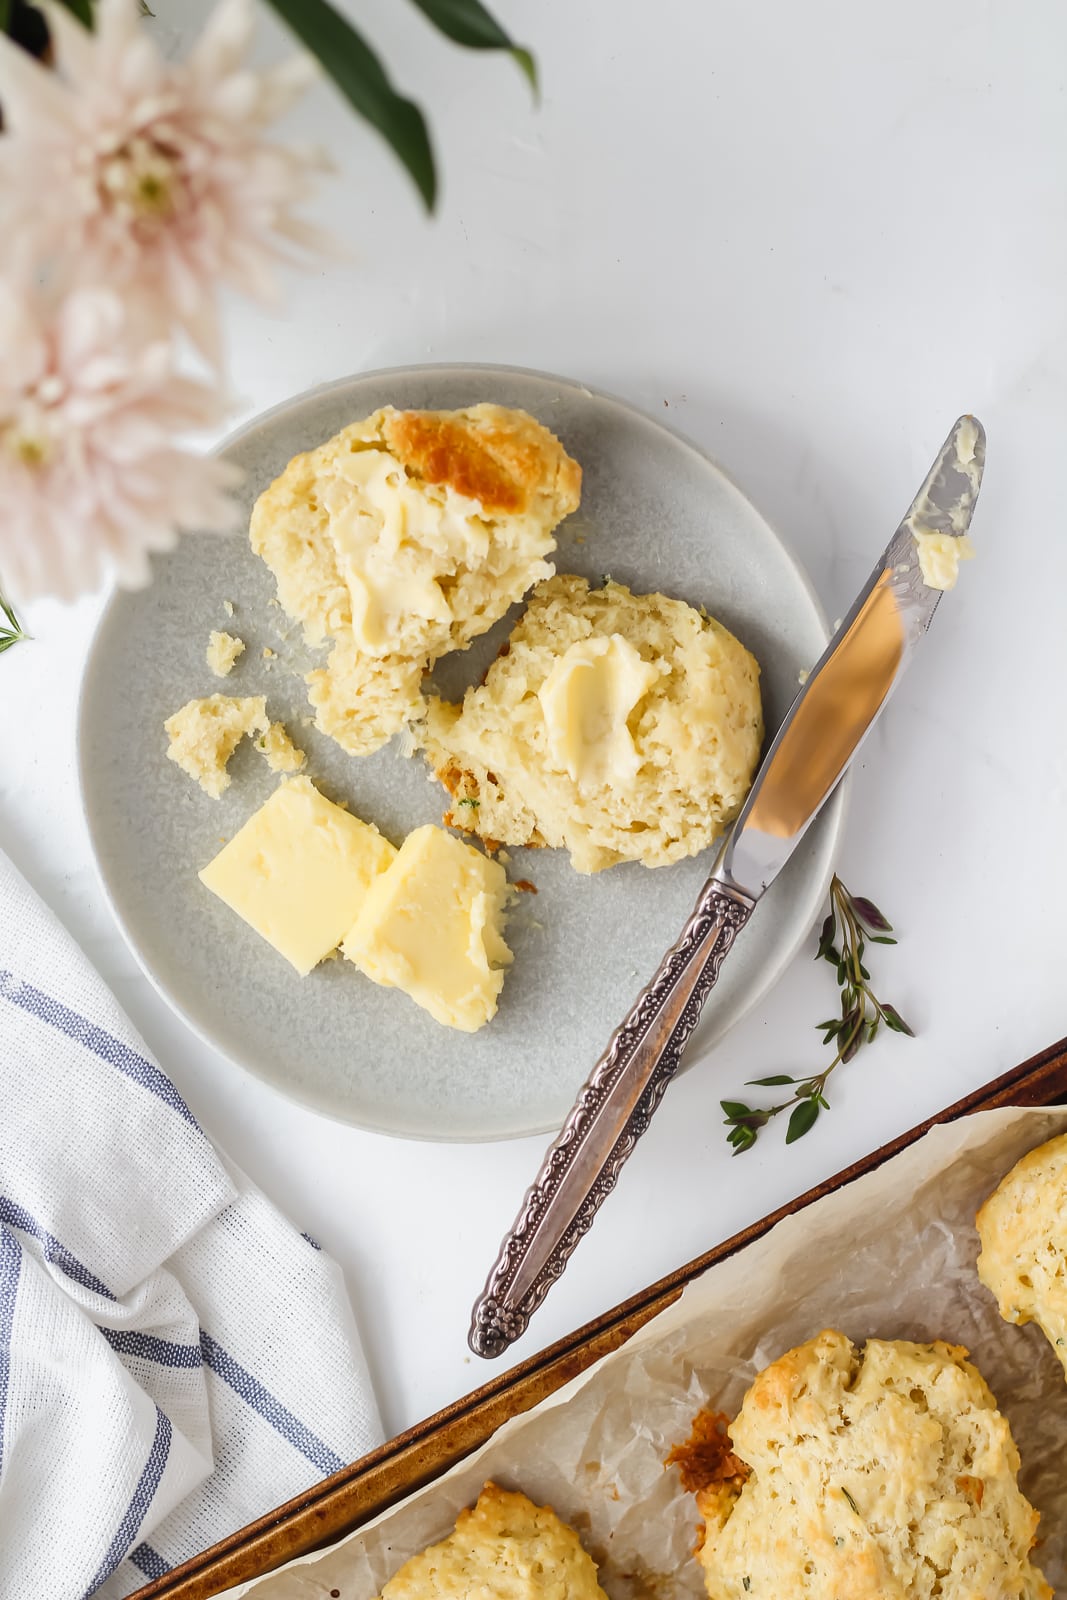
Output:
top-left (0, 590), bottom-right (28, 655)
top-left (721, 877), bottom-right (913, 1153)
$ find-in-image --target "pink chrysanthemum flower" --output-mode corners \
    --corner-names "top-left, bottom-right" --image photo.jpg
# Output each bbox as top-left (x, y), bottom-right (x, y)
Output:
top-left (0, 0), bottom-right (323, 362)
top-left (0, 280), bottom-right (239, 601)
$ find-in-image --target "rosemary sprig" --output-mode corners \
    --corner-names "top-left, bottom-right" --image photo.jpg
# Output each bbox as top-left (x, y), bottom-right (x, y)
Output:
top-left (0, 590), bottom-right (28, 655)
top-left (721, 877), bottom-right (913, 1153)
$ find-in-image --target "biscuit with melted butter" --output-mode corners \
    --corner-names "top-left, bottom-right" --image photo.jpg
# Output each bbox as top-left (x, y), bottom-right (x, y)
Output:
top-left (421, 575), bottom-right (762, 873)
top-left (250, 406), bottom-right (581, 755)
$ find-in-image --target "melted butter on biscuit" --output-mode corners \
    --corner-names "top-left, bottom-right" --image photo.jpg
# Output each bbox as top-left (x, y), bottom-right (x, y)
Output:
top-left (539, 633), bottom-right (661, 791)
top-left (324, 449), bottom-right (470, 652)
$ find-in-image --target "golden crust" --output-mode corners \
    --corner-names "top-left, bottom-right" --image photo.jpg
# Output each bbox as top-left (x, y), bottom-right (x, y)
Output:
top-left (692, 1330), bottom-right (1049, 1600)
top-left (381, 404), bottom-right (581, 518)
top-left (976, 1131), bottom-right (1067, 1379)
top-left (377, 1482), bottom-right (608, 1600)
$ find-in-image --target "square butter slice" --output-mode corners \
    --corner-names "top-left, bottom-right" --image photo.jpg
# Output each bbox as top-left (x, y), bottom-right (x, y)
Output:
top-left (342, 824), bottom-right (512, 1033)
top-left (199, 777), bottom-right (396, 976)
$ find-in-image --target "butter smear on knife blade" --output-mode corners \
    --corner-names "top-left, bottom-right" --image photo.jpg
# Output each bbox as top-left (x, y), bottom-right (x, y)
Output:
top-left (910, 416), bottom-right (981, 591)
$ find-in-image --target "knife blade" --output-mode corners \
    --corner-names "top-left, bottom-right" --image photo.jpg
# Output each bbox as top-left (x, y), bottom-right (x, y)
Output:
top-left (468, 416), bottom-right (986, 1360)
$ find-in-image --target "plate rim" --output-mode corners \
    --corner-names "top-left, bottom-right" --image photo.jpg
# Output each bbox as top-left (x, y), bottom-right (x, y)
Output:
top-left (76, 362), bottom-right (849, 1142)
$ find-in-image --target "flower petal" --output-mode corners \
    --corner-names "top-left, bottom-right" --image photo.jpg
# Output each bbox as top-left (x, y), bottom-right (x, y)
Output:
top-left (189, 0), bottom-right (255, 80)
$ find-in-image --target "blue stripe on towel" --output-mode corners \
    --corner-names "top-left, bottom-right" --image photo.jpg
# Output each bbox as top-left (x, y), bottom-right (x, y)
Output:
top-left (0, 1201), bottom-right (343, 1506)
top-left (200, 1331), bottom-right (345, 1475)
top-left (128, 1542), bottom-right (170, 1579)
top-left (84, 1408), bottom-right (172, 1596)
top-left (0, 971), bottom-right (200, 1129)
top-left (0, 1196), bottom-right (115, 1300)
top-left (99, 1326), bottom-right (202, 1369)
top-left (0, 1227), bottom-right (21, 1478)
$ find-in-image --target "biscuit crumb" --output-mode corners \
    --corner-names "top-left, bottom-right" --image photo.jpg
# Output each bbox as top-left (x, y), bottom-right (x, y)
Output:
top-left (164, 696), bottom-right (267, 798)
top-left (256, 722), bottom-right (306, 775)
top-left (206, 631), bottom-right (245, 678)
top-left (666, 1410), bottom-right (749, 1497)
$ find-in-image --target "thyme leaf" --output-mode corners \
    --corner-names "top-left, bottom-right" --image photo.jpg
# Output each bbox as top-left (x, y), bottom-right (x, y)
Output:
top-left (720, 877), bottom-right (913, 1153)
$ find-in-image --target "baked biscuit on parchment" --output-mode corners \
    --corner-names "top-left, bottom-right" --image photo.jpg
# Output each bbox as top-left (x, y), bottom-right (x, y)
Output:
top-left (692, 1330), bottom-right (1049, 1600)
top-left (375, 1482), bottom-right (608, 1600)
top-left (977, 1131), bottom-right (1067, 1380)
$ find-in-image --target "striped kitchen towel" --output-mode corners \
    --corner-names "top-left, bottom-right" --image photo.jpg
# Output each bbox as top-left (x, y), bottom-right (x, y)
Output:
top-left (0, 847), bottom-right (383, 1598)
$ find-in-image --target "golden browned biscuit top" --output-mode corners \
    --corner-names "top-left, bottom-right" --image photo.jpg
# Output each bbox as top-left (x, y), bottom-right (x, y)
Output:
top-left (376, 1482), bottom-right (608, 1600)
top-left (692, 1330), bottom-right (1049, 1600)
top-left (977, 1130), bottom-right (1067, 1379)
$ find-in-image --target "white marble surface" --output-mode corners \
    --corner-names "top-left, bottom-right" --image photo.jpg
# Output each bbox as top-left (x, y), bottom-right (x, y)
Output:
top-left (2, 0), bottom-right (1066, 1450)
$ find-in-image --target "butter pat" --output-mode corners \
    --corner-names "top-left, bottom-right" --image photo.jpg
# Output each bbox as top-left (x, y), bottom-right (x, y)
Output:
top-left (199, 777), bottom-right (396, 975)
top-left (538, 633), bottom-right (660, 790)
top-left (343, 825), bottom-right (512, 1032)
top-left (915, 530), bottom-right (976, 591)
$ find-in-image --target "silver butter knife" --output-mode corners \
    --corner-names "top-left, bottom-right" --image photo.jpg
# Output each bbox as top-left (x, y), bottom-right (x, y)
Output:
top-left (469, 416), bottom-right (986, 1360)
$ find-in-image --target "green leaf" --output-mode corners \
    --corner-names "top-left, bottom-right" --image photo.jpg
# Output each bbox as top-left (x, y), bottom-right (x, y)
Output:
top-left (0, 0), bottom-right (12, 34)
top-left (407, 0), bottom-right (537, 92)
top-left (746, 1074), bottom-right (795, 1087)
top-left (720, 1100), bottom-right (753, 1121)
top-left (262, 0), bottom-right (436, 208)
top-left (0, 588), bottom-right (28, 654)
top-left (785, 1098), bottom-right (820, 1144)
top-left (53, 0), bottom-right (94, 24)
top-left (728, 1125), bottom-right (757, 1155)
top-left (881, 1004), bottom-right (915, 1037)
top-left (869, 934), bottom-right (897, 945)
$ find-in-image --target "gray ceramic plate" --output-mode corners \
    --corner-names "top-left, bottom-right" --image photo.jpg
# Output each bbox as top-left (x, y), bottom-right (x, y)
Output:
top-left (78, 365), bottom-right (845, 1141)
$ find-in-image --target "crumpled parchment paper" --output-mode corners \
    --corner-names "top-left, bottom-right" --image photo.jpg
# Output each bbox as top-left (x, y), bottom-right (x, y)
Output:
top-left (221, 1106), bottom-right (1067, 1600)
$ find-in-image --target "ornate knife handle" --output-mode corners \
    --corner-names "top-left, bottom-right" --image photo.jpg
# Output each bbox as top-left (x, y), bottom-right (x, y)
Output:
top-left (468, 875), bottom-right (756, 1358)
